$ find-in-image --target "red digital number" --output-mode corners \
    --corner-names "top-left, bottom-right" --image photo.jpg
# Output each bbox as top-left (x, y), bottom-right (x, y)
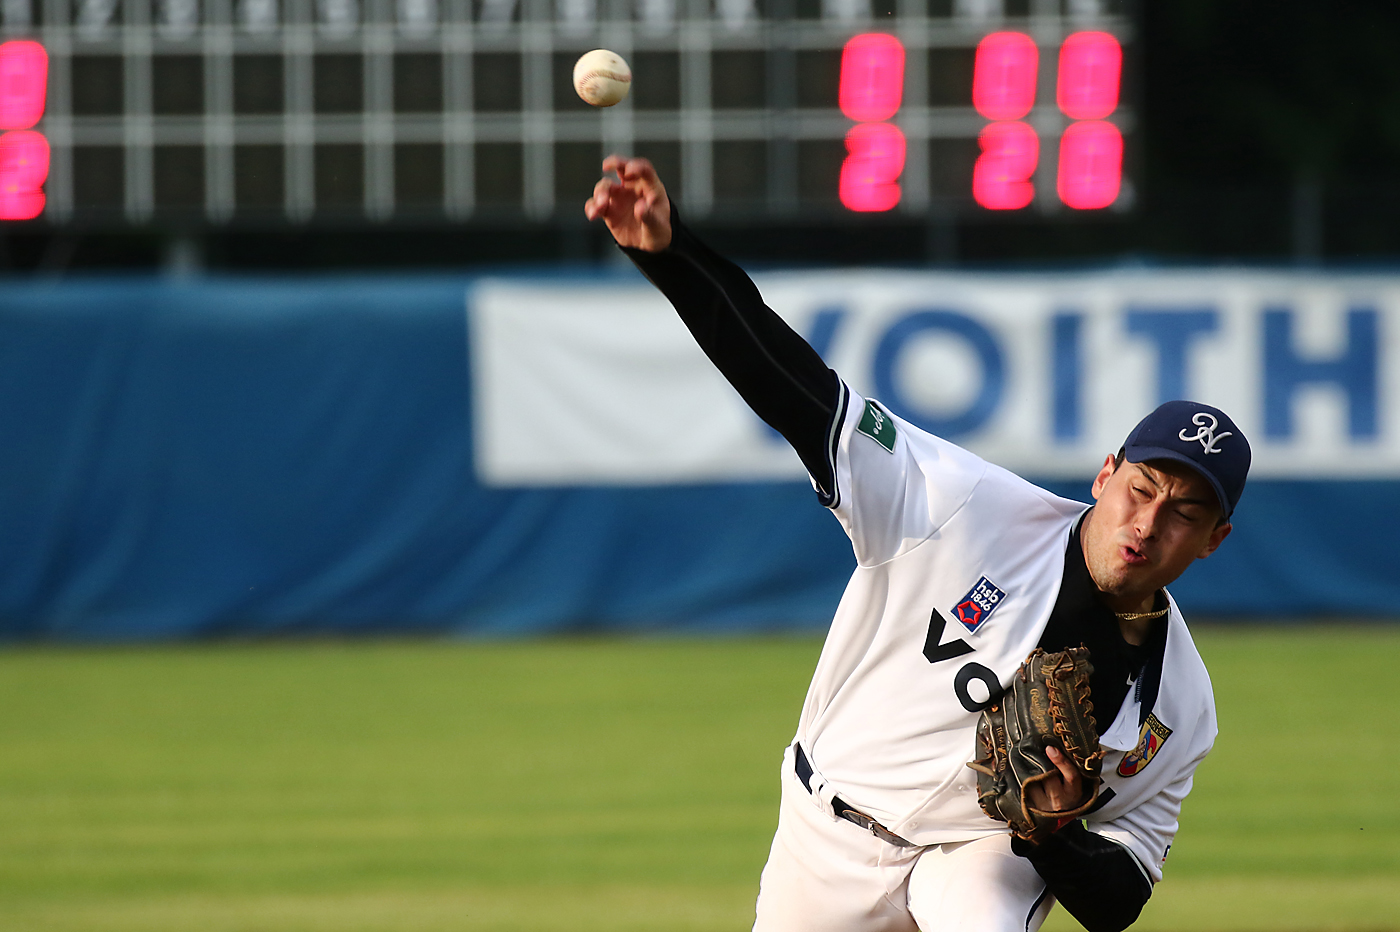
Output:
top-left (840, 33), bottom-right (905, 123)
top-left (0, 40), bottom-right (48, 219)
top-left (839, 122), bottom-right (906, 212)
top-left (0, 129), bottom-right (49, 219)
top-left (0, 40), bottom-right (47, 130)
top-left (972, 32), bottom-right (1037, 121)
top-left (1057, 31), bottom-right (1120, 120)
top-left (972, 120), bottom-right (1038, 210)
top-left (1057, 119), bottom-right (1121, 210)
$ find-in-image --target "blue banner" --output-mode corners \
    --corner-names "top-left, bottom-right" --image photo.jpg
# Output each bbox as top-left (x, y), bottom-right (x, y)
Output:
top-left (0, 272), bottom-right (1393, 640)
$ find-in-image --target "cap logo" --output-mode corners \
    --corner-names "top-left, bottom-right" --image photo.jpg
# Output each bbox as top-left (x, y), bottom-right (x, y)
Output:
top-left (1178, 412), bottom-right (1231, 455)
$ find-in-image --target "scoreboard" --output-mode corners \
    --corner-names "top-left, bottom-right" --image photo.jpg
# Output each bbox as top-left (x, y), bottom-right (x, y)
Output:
top-left (0, 0), bottom-right (1132, 225)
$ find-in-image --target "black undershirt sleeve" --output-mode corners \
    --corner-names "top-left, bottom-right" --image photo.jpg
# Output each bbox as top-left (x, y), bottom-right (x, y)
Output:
top-left (1012, 823), bottom-right (1153, 932)
top-left (620, 205), bottom-right (843, 501)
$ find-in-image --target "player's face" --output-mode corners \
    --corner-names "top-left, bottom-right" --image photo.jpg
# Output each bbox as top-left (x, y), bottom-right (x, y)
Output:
top-left (1083, 456), bottom-right (1232, 613)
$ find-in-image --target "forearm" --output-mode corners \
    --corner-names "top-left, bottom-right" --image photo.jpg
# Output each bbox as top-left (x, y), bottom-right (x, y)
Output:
top-left (1012, 822), bottom-right (1153, 932)
top-left (621, 206), bottom-right (842, 500)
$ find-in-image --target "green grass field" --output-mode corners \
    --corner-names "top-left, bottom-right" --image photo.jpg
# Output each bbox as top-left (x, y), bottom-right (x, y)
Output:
top-left (0, 627), bottom-right (1396, 931)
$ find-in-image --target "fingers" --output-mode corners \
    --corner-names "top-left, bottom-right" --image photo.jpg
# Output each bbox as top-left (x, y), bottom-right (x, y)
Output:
top-left (585, 175), bottom-right (638, 221)
top-left (1046, 746), bottom-right (1081, 785)
top-left (589, 155), bottom-right (671, 249)
top-left (634, 187), bottom-right (657, 221)
top-left (584, 177), bottom-right (614, 220)
top-left (618, 156), bottom-right (659, 185)
top-left (1043, 747), bottom-right (1083, 812)
top-left (603, 155), bottom-right (664, 195)
top-left (591, 156), bottom-right (649, 221)
top-left (603, 153), bottom-right (653, 179)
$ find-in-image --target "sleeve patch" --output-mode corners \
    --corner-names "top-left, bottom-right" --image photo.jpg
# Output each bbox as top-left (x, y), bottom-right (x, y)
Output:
top-left (856, 400), bottom-right (897, 452)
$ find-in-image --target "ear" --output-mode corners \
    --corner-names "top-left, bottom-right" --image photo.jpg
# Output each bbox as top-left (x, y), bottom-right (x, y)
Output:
top-left (1089, 454), bottom-right (1117, 501)
top-left (1196, 522), bottom-right (1232, 560)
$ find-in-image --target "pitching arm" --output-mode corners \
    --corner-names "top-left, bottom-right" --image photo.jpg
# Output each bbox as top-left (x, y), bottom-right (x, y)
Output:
top-left (622, 205), bottom-right (840, 496)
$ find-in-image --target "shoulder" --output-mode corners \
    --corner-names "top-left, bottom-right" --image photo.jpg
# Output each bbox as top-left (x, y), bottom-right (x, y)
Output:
top-left (850, 392), bottom-right (1087, 517)
top-left (832, 387), bottom-right (1089, 563)
top-left (893, 405), bottom-right (1091, 531)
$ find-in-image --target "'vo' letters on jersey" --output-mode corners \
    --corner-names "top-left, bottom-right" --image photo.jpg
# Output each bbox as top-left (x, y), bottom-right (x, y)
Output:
top-left (952, 576), bottom-right (1006, 634)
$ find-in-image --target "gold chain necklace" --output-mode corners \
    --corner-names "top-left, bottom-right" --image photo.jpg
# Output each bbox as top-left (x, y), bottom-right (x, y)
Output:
top-left (1114, 606), bottom-right (1169, 622)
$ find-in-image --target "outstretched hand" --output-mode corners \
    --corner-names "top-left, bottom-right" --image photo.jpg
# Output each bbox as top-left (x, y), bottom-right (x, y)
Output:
top-left (1027, 745), bottom-right (1086, 815)
top-left (584, 155), bottom-right (672, 252)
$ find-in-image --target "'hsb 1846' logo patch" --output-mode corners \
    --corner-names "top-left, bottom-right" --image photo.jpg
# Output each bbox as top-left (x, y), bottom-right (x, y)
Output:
top-left (1117, 713), bottom-right (1173, 777)
top-left (951, 576), bottom-right (1006, 634)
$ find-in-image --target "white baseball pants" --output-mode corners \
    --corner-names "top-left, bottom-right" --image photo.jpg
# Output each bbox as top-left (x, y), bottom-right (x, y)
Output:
top-left (752, 762), bottom-right (1055, 932)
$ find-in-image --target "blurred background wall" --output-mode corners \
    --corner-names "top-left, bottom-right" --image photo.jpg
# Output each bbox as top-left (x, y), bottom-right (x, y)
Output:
top-left (0, 268), bottom-right (1394, 639)
top-left (0, 0), bottom-right (1396, 638)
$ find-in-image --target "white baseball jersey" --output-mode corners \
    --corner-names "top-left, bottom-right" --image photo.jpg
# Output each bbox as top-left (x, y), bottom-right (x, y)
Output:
top-left (792, 384), bottom-right (1217, 883)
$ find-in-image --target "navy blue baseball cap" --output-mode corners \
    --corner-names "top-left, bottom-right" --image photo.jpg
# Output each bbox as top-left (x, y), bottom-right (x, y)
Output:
top-left (1122, 400), bottom-right (1251, 519)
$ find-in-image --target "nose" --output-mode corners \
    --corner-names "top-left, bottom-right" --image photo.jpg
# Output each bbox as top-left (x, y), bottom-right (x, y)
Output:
top-left (1133, 500), bottom-right (1164, 542)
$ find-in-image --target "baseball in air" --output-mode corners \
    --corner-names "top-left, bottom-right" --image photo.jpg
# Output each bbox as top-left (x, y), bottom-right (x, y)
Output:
top-left (573, 49), bottom-right (631, 107)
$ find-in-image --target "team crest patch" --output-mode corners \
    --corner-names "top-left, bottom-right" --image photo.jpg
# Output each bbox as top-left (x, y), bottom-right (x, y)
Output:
top-left (1117, 713), bottom-right (1173, 777)
top-left (951, 577), bottom-right (1006, 634)
top-left (856, 400), bottom-right (896, 452)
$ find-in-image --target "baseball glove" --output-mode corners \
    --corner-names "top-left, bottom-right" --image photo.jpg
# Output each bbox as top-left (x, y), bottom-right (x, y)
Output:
top-left (966, 647), bottom-right (1104, 843)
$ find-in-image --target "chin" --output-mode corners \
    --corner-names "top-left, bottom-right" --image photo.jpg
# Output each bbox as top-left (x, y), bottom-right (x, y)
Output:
top-left (1101, 564), bottom-right (1155, 597)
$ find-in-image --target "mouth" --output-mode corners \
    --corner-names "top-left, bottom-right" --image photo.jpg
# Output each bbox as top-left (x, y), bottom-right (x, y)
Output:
top-left (1119, 544), bottom-right (1150, 567)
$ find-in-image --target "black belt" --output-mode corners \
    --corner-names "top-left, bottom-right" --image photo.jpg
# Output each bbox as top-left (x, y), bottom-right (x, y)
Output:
top-left (793, 744), bottom-right (917, 847)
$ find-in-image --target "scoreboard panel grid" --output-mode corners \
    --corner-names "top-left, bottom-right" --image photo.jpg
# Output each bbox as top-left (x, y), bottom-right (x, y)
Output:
top-left (10, 0), bottom-right (1132, 224)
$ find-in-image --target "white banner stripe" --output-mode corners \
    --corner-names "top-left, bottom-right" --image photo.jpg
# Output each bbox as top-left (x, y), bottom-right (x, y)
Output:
top-left (470, 270), bottom-right (1400, 486)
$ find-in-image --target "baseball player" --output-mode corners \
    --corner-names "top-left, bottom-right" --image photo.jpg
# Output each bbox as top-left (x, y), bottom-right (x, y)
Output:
top-left (585, 156), bottom-right (1250, 932)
